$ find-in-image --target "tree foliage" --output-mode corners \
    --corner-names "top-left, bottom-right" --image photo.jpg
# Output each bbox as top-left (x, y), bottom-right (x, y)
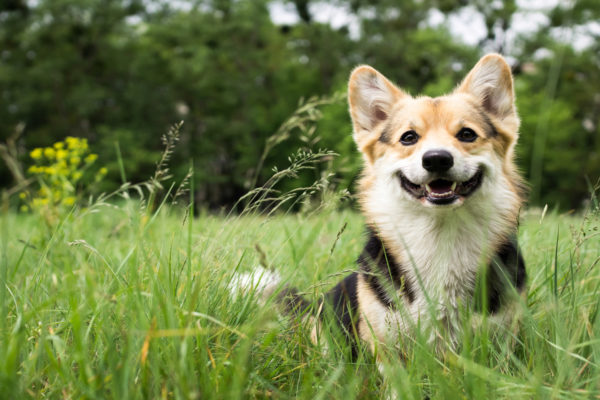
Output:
top-left (1, 0), bottom-right (598, 209)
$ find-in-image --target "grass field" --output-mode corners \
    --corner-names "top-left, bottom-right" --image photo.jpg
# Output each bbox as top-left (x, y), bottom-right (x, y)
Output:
top-left (1, 199), bottom-right (600, 399)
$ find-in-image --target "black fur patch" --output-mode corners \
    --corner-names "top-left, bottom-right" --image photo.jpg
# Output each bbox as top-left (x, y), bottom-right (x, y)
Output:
top-left (475, 236), bottom-right (527, 313)
top-left (358, 229), bottom-right (415, 307)
top-left (325, 273), bottom-right (361, 357)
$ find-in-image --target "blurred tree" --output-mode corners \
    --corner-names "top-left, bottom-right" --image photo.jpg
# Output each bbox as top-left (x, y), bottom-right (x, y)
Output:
top-left (472, 0), bottom-right (517, 53)
top-left (134, 1), bottom-right (352, 206)
top-left (512, 0), bottom-right (600, 208)
top-left (1, 0), bottom-right (598, 209)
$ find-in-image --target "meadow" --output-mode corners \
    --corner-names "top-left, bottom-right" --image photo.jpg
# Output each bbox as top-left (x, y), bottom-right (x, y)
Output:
top-left (1, 196), bottom-right (600, 399)
top-left (2, 2), bottom-right (599, 398)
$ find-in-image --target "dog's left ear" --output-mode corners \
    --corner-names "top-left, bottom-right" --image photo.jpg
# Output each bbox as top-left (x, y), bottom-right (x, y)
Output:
top-left (456, 54), bottom-right (519, 131)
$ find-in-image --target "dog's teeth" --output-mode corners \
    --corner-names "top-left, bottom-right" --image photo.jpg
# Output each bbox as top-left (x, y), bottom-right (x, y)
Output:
top-left (425, 184), bottom-right (432, 193)
top-left (451, 182), bottom-right (457, 191)
top-left (431, 191), bottom-right (452, 198)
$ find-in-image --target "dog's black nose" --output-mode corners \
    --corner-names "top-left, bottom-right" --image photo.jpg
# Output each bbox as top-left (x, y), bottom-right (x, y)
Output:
top-left (422, 150), bottom-right (454, 173)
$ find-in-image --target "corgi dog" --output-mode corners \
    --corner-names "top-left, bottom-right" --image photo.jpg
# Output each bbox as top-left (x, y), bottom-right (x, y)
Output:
top-left (236, 53), bottom-right (526, 356)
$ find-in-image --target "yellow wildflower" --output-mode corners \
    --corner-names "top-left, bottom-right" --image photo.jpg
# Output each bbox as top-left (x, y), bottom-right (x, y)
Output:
top-left (65, 136), bottom-right (87, 150)
top-left (20, 205), bottom-right (29, 212)
top-left (32, 198), bottom-right (49, 207)
top-left (30, 148), bottom-right (43, 159)
top-left (65, 137), bottom-right (77, 149)
top-left (44, 147), bottom-right (56, 159)
top-left (25, 136), bottom-right (105, 217)
top-left (56, 149), bottom-right (68, 160)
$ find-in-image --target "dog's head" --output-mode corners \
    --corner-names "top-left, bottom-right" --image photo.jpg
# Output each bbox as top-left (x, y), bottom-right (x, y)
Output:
top-left (348, 54), bottom-right (523, 211)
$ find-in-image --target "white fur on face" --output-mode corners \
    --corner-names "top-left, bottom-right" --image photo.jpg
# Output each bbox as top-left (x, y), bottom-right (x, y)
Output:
top-left (395, 140), bottom-right (489, 189)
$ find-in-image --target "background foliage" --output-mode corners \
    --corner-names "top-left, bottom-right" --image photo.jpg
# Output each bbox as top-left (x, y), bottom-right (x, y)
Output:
top-left (1, 0), bottom-right (599, 209)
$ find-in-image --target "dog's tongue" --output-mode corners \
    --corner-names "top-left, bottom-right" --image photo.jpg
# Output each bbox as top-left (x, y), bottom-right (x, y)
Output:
top-left (427, 179), bottom-right (454, 194)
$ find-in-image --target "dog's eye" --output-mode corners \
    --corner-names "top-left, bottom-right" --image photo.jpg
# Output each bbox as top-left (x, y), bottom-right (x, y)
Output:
top-left (400, 130), bottom-right (419, 146)
top-left (456, 128), bottom-right (478, 143)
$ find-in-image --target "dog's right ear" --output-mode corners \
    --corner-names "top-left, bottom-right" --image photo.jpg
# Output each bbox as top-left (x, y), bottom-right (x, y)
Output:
top-left (348, 66), bottom-right (405, 158)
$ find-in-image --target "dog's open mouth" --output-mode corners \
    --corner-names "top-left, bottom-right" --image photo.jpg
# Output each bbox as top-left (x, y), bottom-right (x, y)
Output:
top-left (398, 168), bottom-right (484, 205)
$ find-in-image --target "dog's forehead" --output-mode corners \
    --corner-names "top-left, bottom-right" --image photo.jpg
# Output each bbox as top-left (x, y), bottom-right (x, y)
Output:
top-left (389, 95), bottom-right (482, 131)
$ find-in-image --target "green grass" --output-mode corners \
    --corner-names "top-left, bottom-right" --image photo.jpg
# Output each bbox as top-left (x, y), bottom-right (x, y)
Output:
top-left (1, 202), bottom-right (600, 399)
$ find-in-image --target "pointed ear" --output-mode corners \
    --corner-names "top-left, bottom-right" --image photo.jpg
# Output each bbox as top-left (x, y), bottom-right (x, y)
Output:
top-left (456, 54), bottom-right (518, 128)
top-left (348, 65), bottom-right (404, 134)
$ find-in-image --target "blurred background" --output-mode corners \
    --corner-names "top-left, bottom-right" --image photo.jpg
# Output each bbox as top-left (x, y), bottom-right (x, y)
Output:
top-left (1, 0), bottom-right (599, 211)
